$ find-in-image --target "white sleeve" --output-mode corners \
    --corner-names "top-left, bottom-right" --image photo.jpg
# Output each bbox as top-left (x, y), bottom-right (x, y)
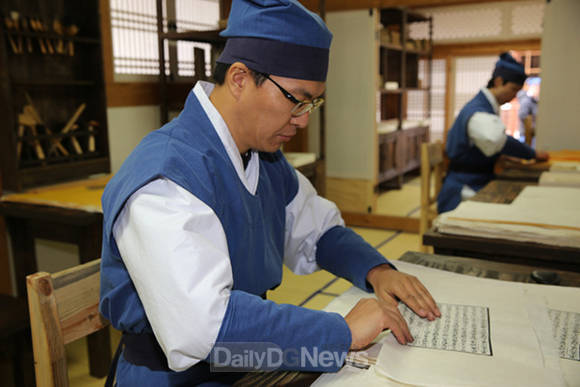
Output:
top-left (467, 112), bottom-right (508, 157)
top-left (113, 178), bottom-right (232, 372)
top-left (284, 171), bottom-right (345, 275)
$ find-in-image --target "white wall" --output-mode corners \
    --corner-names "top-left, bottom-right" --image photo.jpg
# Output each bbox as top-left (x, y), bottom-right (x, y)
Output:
top-left (107, 105), bottom-right (161, 173)
top-left (326, 10), bottom-right (377, 180)
top-left (535, 0), bottom-right (580, 150)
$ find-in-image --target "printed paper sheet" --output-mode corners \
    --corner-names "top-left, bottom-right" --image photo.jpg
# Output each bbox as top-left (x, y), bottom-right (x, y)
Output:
top-left (400, 303), bottom-right (492, 356)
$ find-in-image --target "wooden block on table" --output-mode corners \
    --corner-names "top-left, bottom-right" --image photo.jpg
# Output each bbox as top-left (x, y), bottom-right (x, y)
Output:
top-left (29, 126), bottom-right (45, 160)
top-left (69, 124), bottom-right (83, 155)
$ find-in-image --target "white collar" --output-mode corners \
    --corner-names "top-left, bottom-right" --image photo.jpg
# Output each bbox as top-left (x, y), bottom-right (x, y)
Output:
top-left (481, 87), bottom-right (500, 115)
top-left (193, 81), bottom-right (259, 195)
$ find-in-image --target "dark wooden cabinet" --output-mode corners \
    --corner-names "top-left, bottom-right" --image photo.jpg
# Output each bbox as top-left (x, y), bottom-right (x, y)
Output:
top-left (378, 7), bottom-right (432, 186)
top-left (0, 0), bottom-right (109, 191)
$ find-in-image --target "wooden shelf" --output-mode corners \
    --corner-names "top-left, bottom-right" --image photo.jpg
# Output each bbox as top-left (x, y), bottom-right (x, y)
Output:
top-left (160, 29), bottom-right (225, 43)
top-left (2, 29), bottom-right (101, 44)
top-left (381, 88), bottom-right (403, 94)
top-left (11, 79), bottom-right (96, 87)
top-left (381, 42), bottom-right (404, 51)
top-left (406, 48), bottom-right (431, 56)
top-left (407, 10), bottom-right (431, 23)
top-left (380, 43), bottom-right (431, 56)
top-left (0, 0), bottom-right (110, 191)
top-left (380, 87), bottom-right (430, 94)
top-left (17, 157), bottom-right (109, 187)
top-left (378, 7), bottom-right (431, 188)
top-left (378, 169), bottom-right (400, 184)
top-left (378, 122), bottom-right (429, 135)
top-left (381, 7), bottom-right (430, 25)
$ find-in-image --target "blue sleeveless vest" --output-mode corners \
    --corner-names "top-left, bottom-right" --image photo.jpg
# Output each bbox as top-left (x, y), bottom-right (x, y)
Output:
top-left (99, 89), bottom-right (354, 381)
top-left (438, 90), bottom-right (536, 213)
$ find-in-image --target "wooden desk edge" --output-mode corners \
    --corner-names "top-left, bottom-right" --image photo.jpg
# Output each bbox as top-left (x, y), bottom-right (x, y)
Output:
top-left (422, 230), bottom-right (580, 271)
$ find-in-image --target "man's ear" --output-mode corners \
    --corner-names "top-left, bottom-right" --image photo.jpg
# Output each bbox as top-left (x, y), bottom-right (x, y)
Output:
top-left (226, 62), bottom-right (250, 100)
top-left (493, 76), bottom-right (504, 88)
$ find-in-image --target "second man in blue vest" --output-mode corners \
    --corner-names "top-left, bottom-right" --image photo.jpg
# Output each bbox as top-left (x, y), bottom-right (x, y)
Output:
top-left (438, 52), bottom-right (549, 213)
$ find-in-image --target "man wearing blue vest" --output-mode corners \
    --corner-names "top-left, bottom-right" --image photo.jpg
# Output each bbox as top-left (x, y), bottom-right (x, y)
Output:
top-left (100, 1), bottom-right (440, 385)
top-left (437, 52), bottom-right (549, 213)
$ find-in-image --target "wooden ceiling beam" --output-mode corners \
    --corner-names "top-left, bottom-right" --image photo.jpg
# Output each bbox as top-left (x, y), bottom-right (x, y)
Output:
top-left (301, 0), bottom-right (528, 12)
top-left (433, 39), bottom-right (541, 58)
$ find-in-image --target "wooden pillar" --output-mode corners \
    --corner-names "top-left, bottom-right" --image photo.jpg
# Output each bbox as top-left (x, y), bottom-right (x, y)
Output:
top-left (219, 0), bottom-right (232, 21)
top-left (443, 56), bottom-right (455, 147)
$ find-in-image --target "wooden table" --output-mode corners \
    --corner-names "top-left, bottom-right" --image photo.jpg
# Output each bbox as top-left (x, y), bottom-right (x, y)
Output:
top-left (494, 150), bottom-right (580, 182)
top-left (423, 179), bottom-right (580, 272)
top-left (469, 180), bottom-right (533, 204)
top-left (0, 175), bottom-right (111, 377)
top-left (233, 250), bottom-right (580, 386)
top-left (495, 168), bottom-right (544, 182)
top-left (399, 251), bottom-right (580, 287)
top-left (494, 156), bottom-right (549, 182)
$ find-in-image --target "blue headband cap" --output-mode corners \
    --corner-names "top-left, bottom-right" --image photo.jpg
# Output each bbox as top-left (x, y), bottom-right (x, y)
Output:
top-left (492, 52), bottom-right (527, 85)
top-left (217, 0), bottom-right (333, 81)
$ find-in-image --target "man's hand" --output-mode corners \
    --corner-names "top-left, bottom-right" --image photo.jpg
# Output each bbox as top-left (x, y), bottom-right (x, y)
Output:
top-left (367, 264), bottom-right (441, 321)
top-left (344, 298), bottom-right (413, 350)
top-left (535, 150), bottom-right (549, 161)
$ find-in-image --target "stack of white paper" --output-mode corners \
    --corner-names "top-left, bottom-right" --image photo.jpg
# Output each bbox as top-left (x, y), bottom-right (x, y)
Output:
top-left (550, 161), bottom-right (580, 172)
top-left (434, 186), bottom-right (580, 248)
top-left (539, 171), bottom-right (580, 187)
top-left (313, 261), bottom-right (580, 387)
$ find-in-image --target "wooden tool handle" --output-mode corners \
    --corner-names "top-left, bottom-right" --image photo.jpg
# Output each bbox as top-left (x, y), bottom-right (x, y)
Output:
top-left (24, 93), bottom-right (44, 124)
top-left (69, 124), bottom-right (83, 155)
top-left (87, 124), bottom-right (96, 152)
top-left (7, 35), bottom-right (19, 53)
top-left (62, 103), bottom-right (86, 133)
top-left (44, 127), bottom-right (69, 157)
top-left (29, 126), bottom-right (46, 160)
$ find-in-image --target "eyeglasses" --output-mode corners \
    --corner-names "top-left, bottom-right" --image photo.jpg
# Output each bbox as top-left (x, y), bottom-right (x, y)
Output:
top-left (260, 73), bottom-right (324, 117)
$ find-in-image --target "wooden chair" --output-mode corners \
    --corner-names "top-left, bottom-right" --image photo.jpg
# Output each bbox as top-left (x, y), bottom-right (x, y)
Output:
top-left (26, 259), bottom-right (109, 387)
top-left (419, 142), bottom-right (444, 252)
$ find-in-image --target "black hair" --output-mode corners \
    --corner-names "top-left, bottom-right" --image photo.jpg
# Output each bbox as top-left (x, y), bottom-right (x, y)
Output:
top-left (213, 62), bottom-right (267, 86)
top-left (486, 76), bottom-right (510, 88)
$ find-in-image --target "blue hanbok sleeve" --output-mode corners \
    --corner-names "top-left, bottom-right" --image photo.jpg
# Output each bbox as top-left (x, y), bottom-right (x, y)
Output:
top-left (209, 290), bottom-right (351, 372)
top-left (501, 136), bottom-right (536, 159)
top-left (315, 226), bottom-right (396, 292)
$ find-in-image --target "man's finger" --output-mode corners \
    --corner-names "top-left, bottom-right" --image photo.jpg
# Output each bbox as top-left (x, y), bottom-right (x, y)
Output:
top-left (413, 281), bottom-right (441, 317)
top-left (390, 324), bottom-right (410, 345)
top-left (396, 291), bottom-right (429, 319)
top-left (395, 279), bottom-right (440, 320)
top-left (379, 303), bottom-right (413, 343)
top-left (404, 284), bottom-right (437, 320)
